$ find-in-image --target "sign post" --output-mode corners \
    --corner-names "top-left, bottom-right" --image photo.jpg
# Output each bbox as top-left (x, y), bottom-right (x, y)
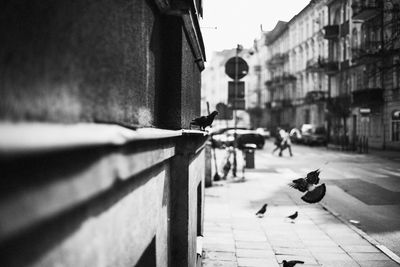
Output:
top-left (224, 45), bottom-right (249, 178)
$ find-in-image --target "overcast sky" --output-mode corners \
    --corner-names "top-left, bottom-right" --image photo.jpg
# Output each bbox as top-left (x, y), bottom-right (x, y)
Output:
top-left (200, 0), bottom-right (310, 61)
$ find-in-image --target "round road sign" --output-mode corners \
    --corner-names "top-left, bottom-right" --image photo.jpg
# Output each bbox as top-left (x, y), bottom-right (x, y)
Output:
top-left (225, 57), bottom-right (249, 80)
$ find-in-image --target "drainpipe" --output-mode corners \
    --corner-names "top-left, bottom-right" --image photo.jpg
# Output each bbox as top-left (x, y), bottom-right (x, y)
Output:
top-left (381, 2), bottom-right (386, 149)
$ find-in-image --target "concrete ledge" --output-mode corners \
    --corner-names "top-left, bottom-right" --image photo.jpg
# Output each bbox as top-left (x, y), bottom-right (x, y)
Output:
top-left (0, 123), bottom-right (183, 241)
top-left (0, 139), bottom-right (176, 242)
top-left (0, 122), bottom-right (182, 156)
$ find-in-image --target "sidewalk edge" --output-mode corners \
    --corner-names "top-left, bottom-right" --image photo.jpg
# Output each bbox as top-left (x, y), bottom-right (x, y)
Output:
top-left (319, 202), bottom-right (400, 265)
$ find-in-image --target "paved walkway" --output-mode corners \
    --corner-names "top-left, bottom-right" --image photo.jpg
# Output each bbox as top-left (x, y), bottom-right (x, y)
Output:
top-left (201, 161), bottom-right (400, 267)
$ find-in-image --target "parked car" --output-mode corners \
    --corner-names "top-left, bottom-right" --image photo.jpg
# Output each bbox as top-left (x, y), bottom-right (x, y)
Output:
top-left (256, 128), bottom-right (271, 139)
top-left (289, 128), bottom-right (302, 144)
top-left (211, 129), bottom-right (265, 149)
top-left (236, 130), bottom-right (265, 149)
top-left (301, 124), bottom-right (327, 146)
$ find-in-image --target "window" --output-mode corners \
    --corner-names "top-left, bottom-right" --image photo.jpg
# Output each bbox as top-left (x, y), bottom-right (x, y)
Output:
top-left (392, 110), bottom-right (400, 141)
top-left (305, 109), bottom-right (311, 124)
top-left (352, 28), bottom-right (358, 49)
top-left (345, 36), bottom-right (350, 60)
top-left (370, 114), bottom-right (381, 137)
top-left (394, 56), bottom-right (400, 89)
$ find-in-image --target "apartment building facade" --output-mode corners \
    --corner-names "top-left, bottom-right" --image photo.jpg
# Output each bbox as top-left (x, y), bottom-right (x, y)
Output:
top-left (349, 0), bottom-right (400, 149)
top-left (323, 0), bottom-right (400, 149)
top-left (264, 21), bottom-right (292, 129)
top-left (264, 1), bottom-right (329, 131)
top-left (324, 0), bottom-right (353, 145)
top-left (258, 0), bottom-right (400, 150)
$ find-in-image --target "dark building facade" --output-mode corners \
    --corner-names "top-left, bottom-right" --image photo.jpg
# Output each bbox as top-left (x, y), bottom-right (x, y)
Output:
top-left (325, 0), bottom-right (352, 146)
top-left (0, 1), bottom-right (207, 266)
top-left (349, 0), bottom-right (400, 150)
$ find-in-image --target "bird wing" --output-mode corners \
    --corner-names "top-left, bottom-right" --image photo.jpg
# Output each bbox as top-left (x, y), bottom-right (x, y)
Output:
top-left (301, 183), bottom-right (326, 204)
top-left (306, 169), bottom-right (320, 184)
top-left (288, 178), bottom-right (308, 192)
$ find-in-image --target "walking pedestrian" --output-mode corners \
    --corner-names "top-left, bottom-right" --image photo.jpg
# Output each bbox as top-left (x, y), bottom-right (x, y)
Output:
top-left (272, 127), bottom-right (283, 154)
top-left (279, 128), bottom-right (293, 157)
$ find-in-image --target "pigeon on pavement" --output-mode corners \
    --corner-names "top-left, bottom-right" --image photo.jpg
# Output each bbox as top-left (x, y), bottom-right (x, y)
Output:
top-left (283, 260), bottom-right (304, 267)
top-left (287, 211), bottom-right (298, 220)
top-left (288, 169), bottom-right (326, 204)
top-left (255, 203), bottom-right (268, 217)
top-left (190, 111), bottom-right (218, 130)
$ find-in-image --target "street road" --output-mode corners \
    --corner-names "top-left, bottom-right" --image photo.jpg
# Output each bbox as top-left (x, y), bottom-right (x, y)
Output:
top-left (216, 140), bottom-right (400, 257)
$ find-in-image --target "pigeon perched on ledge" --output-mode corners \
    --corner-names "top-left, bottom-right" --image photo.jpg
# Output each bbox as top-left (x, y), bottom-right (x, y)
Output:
top-left (190, 111), bottom-right (218, 131)
top-left (288, 169), bottom-right (326, 204)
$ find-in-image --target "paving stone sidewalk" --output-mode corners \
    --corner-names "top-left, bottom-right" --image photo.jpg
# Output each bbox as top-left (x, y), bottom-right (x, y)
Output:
top-left (201, 169), bottom-right (399, 267)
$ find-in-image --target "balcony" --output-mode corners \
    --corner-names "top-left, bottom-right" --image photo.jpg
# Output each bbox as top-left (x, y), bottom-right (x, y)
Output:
top-left (266, 53), bottom-right (288, 68)
top-left (323, 25), bottom-right (339, 39)
top-left (292, 98), bottom-right (305, 106)
top-left (271, 100), bottom-right (283, 110)
top-left (307, 58), bottom-right (338, 73)
top-left (340, 60), bottom-right (350, 70)
top-left (352, 0), bottom-right (381, 21)
top-left (265, 73), bottom-right (296, 87)
top-left (305, 91), bottom-right (328, 104)
top-left (265, 77), bottom-right (280, 87)
top-left (351, 88), bottom-right (384, 107)
top-left (325, 61), bottom-right (339, 73)
top-left (351, 41), bottom-right (381, 64)
top-left (282, 99), bottom-right (293, 107)
top-left (306, 59), bottom-right (325, 73)
top-left (282, 73), bottom-right (297, 81)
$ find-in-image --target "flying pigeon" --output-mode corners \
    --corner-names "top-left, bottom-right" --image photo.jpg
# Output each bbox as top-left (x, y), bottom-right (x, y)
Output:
top-left (283, 260), bottom-right (304, 267)
top-left (190, 111), bottom-right (218, 130)
top-left (288, 169), bottom-right (326, 204)
top-left (287, 211), bottom-right (298, 220)
top-left (255, 203), bottom-right (268, 217)
top-left (306, 169), bottom-right (320, 184)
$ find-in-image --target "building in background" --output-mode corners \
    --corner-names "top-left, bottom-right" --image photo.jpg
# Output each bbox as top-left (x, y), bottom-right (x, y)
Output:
top-left (201, 47), bottom-right (259, 129)
top-left (263, 1), bottom-right (329, 131)
top-left (325, 0), bottom-right (352, 146)
top-left (350, 0), bottom-right (400, 150)
top-left (201, 0), bottom-right (400, 150)
top-left (289, 0), bottom-right (329, 130)
top-left (264, 21), bottom-right (292, 130)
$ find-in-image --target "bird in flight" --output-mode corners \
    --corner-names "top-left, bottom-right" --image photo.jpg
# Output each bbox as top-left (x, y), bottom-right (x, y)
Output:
top-left (287, 211), bottom-right (298, 222)
top-left (190, 111), bottom-right (218, 131)
top-left (283, 260), bottom-right (304, 267)
top-left (288, 169), bottom-right (326, 204)
top-left (255, 203), bottom-right (268, 217)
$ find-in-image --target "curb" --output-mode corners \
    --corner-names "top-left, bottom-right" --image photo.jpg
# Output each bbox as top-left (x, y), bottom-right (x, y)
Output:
top-left (319, 202), bottom-right (400, 265)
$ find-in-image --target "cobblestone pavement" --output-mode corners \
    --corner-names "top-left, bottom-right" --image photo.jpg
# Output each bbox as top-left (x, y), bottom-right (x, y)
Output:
top-left (202, 155), bottom-right (400, 267)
